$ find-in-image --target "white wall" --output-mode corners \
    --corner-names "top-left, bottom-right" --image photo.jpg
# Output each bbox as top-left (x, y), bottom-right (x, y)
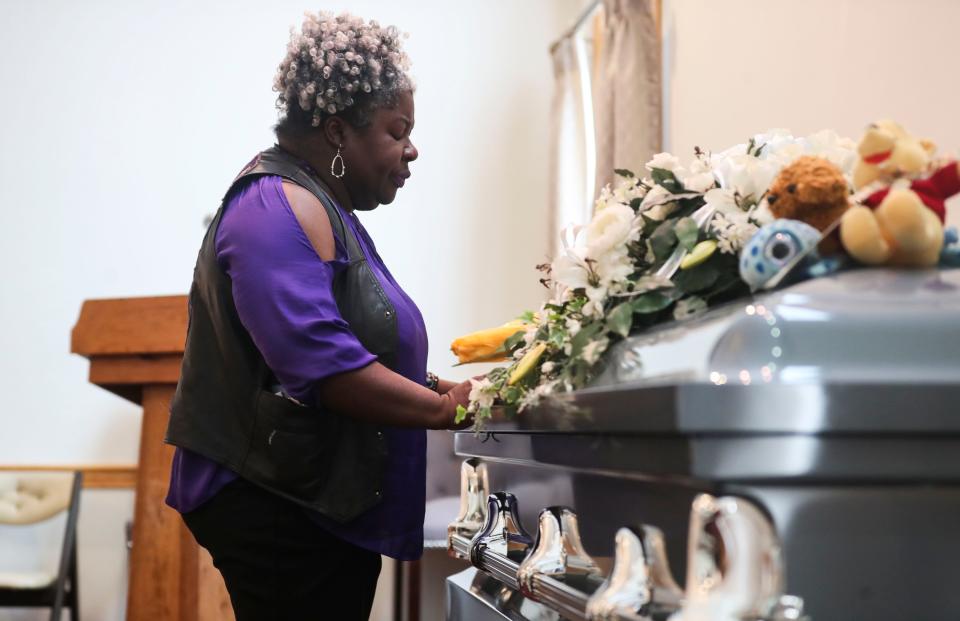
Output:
top-left (0, 1), bottom-right (584, 618)
top-left (663, 0), bottom-right (960, 227)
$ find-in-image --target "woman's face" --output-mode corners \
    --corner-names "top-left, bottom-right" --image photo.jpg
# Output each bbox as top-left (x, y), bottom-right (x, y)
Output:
top-left (342, 90), bottom-right (418, 210)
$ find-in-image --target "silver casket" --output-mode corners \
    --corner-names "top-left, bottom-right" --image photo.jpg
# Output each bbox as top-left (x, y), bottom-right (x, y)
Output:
top-left (444, 268), bottom-right (960, 621)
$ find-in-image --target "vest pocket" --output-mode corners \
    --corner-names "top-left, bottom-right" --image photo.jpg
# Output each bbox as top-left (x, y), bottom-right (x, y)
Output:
top-left (245, 390), bottom-right (337, 496)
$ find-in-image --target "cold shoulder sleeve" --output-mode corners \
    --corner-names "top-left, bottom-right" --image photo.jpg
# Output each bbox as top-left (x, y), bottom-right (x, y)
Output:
top-left (215, 175), bottom-right (377, 403)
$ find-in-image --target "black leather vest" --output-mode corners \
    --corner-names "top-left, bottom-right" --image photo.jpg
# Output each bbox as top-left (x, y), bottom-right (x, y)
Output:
top-left (165, 146), bottom-right (397, 523)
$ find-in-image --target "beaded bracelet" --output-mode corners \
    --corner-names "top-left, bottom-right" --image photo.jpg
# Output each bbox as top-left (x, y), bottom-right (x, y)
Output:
top-left (425, 371), bottom-right (440, 392)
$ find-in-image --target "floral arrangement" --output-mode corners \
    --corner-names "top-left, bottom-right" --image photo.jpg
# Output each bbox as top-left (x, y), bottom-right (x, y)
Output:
top-left (455, 129), bottom-right (857, 429)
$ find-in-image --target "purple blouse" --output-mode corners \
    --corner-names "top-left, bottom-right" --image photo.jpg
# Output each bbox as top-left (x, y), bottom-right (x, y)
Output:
top-left (166, 174), bottom-right (428, 560)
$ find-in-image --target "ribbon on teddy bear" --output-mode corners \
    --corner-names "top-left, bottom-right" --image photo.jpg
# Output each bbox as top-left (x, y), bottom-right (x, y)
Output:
top-left (859, 162), bottom-right (960, 223)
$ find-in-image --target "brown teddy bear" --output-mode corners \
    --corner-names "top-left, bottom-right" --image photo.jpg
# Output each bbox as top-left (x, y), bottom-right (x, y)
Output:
top-left (766, 155), bottom-right (850, 252)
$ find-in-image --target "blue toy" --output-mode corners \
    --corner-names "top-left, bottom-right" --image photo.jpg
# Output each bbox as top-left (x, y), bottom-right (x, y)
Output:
top-left (740, 219), bottom-right (823, 290)
top-left (941, 227), bottom-right (960, 267)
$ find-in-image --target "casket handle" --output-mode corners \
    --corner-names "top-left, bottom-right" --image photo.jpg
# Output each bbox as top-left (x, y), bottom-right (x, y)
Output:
top-left (585, 524), bottom-right (683, 621)
top-left (670, 494), bottom-right (806, 621)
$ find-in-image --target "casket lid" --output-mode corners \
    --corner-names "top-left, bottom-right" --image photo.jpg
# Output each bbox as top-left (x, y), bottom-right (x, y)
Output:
top-left (593, 268), bottom-right (960, 389)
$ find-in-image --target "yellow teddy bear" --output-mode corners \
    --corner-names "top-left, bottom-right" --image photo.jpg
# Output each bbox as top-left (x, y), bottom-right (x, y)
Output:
top-left (840, 120), bottom-right (957, 267)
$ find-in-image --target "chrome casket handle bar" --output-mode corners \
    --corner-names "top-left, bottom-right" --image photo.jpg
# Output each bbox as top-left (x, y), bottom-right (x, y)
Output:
top-left (586, 525), bottom-right (683, 621)
top-left (517, 506), bottom-right (604, 617)
top-left (473, 502), bottom-right (651, 621)
top-left (447, 458), bottom-right (490, 560)
top-left (669, 494), bottom-right (806, 621)
top-left (470, 492), bottom-right (534, 577)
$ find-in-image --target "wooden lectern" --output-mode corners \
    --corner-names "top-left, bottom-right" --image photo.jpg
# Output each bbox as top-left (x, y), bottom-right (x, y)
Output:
top-left (71, 295), bottom-right (233, 621)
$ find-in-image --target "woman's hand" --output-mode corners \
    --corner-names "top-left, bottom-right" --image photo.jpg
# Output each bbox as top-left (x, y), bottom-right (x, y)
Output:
top-left (435, 378), bottom-right (459, 394)
top-left (436, 378), bottom-right (475, 430)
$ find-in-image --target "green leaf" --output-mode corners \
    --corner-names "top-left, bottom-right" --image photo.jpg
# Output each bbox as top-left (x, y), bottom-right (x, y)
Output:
top-left (650, 220), bottom-right (678, 261)
top-left (548, 326), bottom-right (568, 348)
top-left (674, 262), bottom-right (720, 293)
top-left (630, 197), bottom-right (643, 211)
top-left (569, 322), bottom-right (603, 357)
top-left (632, 291), bottom-right (674, 314)
top-left (674, 198), bottom-right (703, 219)
top-left (502, 385), bottom-right (523, 404)
top-left (651, 168), bottom-right (682, 193)
top-left (566, 296), bottom-right (587, 312)
top-left (675, 217), bottom-right (699, 252)
top-left (534, 325), bottom-right (549, 342)
top-left (503, 329), bottom-right (526, 352)
top-left (454, 405), bottom-right (468, 424)
top-left (570, 359), bottom-right (589, 385)
top-left (650, 168), bottom-right (676, 186)
top-left (605, 301), bottom-right (635, 338)
top-left (519, 310), bottom-right (536, 323)
top-left (614, 168), bottom-right (635, 178)
top-left (641, 214), bottom-right (662, 236)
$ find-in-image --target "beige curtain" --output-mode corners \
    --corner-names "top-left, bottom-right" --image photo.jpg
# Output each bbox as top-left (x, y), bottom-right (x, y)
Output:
top-left (593, 0), bottom-right (662, 198)
top-left (547, 35), bottom-right (596, 258)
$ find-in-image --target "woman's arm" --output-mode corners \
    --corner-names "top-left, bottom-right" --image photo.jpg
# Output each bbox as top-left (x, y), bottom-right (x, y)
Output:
top-left (317, 364), bottom-right (471, 429)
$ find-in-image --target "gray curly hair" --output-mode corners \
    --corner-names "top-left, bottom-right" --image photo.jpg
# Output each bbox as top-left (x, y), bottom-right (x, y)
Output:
top-left (273, 11), bottom-right (413, 134)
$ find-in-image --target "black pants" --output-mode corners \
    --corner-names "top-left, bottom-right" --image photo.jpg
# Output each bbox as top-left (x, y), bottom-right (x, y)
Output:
top-left (182, 477), bottom-right (382, 620)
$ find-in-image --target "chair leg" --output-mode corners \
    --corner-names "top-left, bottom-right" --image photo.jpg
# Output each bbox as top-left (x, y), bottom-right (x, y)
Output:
top-left (69, 540), bottom-right (80, 621)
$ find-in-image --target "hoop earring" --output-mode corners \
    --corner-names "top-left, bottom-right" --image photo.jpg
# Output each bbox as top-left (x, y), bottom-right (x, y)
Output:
top-left (331, 145), bottom-right (346, 179)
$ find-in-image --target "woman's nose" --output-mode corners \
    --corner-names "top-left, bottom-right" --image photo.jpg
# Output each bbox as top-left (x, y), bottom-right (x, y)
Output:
top-left (404, 141), bottom-right (419, 162)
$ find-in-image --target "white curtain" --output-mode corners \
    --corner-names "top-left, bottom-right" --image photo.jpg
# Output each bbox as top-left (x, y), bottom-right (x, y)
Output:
top-left (593, 0), bottom-right (662, 198)
top-left (547, 33), bottom-right (597, 257)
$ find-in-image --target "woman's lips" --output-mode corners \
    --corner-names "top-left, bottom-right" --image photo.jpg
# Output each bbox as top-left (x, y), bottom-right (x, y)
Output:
top-left (391, 172), bottom-right (410, 188)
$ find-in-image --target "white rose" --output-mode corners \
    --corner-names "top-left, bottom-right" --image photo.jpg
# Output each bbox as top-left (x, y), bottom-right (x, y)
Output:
top-left (688, 157), bottom-right (712, 174)
top-left (681, 171), bottom-right (717, 193)
top-left (565, 317), bottom-right (582, 337)
top-left (764, 142), bottom-right (804, 167)
top-left (585, 203), bottom-right (634, 258)
top-left (646, 152), bottom-right (681, 172)
top-left (802, 129), bottom-right (857, 175)
top-left (594, 247), bottom-right (633, 285)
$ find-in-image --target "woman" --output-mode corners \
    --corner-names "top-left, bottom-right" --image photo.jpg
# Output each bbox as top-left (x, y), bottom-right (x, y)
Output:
top-left (163, 11), bottom-right (473, 620)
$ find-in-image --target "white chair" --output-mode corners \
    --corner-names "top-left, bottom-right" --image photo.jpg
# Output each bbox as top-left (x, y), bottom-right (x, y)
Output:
top-left (0, 471), bottom-right (82, 620)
